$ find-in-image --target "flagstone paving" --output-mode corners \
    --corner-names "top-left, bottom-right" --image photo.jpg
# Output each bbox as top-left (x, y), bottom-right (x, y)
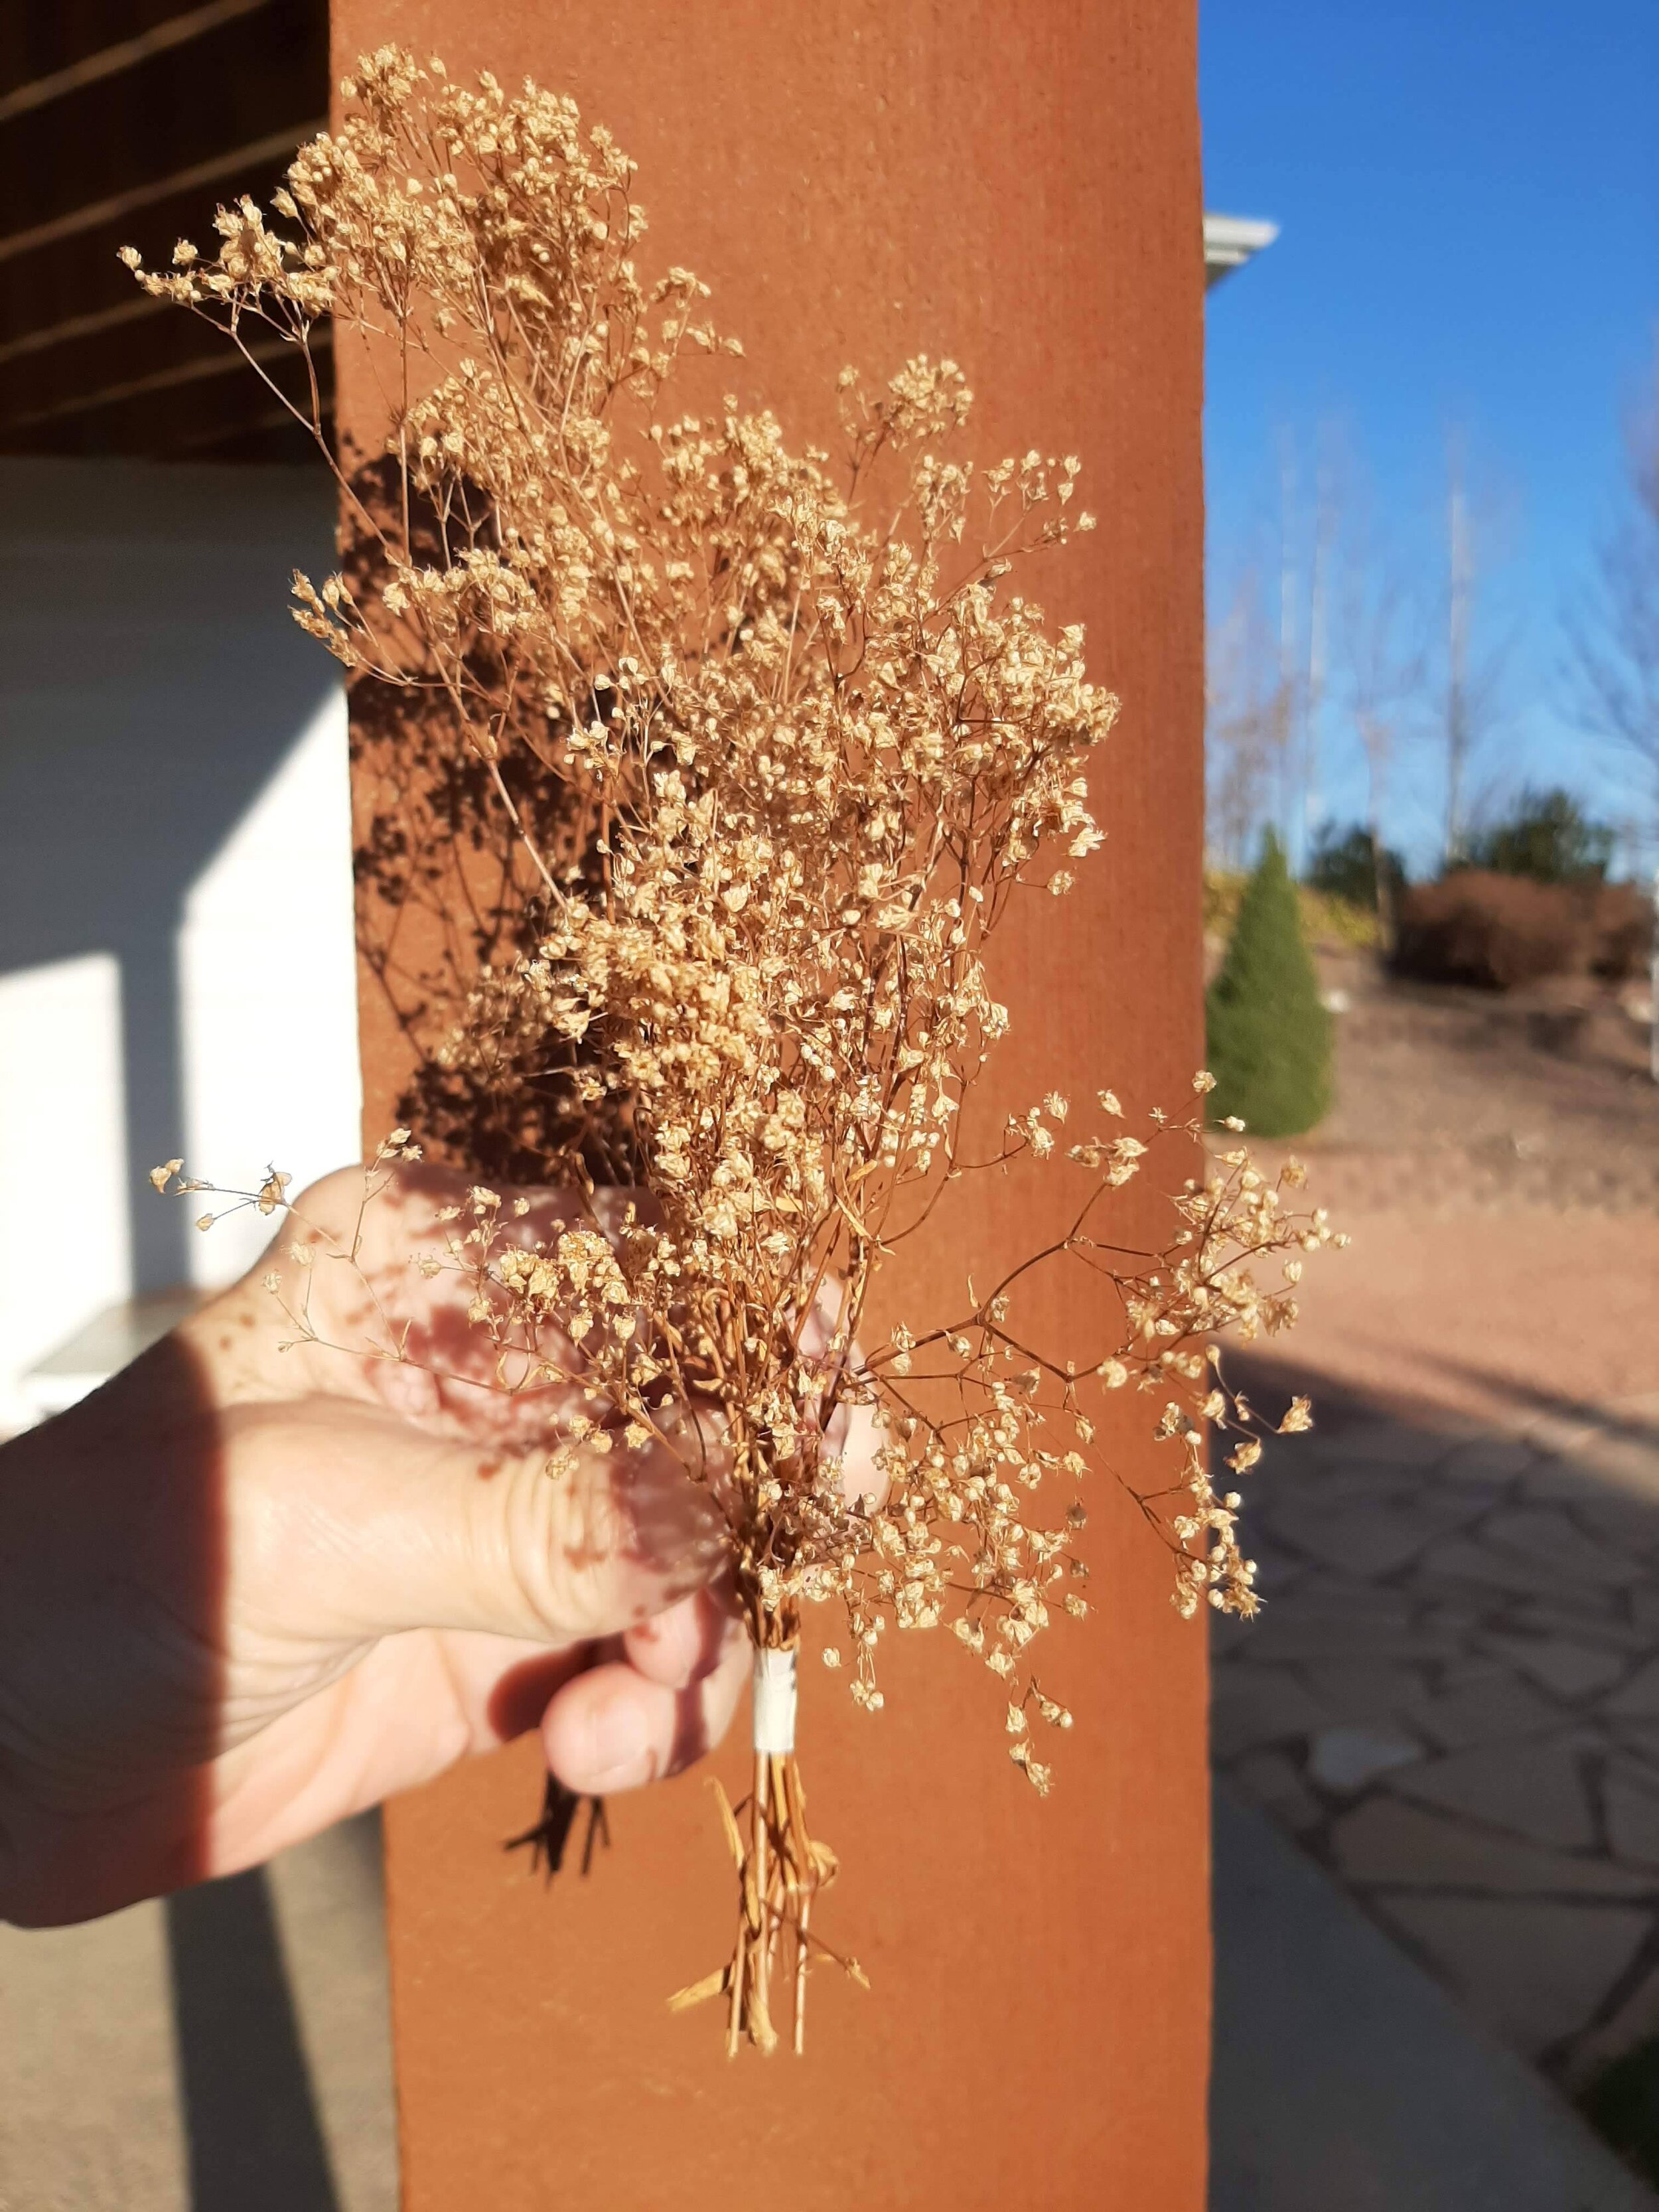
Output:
top-left (1212, 1378), bottom-right (1659, 2089)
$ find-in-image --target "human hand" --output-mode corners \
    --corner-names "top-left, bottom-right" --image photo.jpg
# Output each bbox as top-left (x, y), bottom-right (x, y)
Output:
top-left (0, 1164), bottom-right (877, 1926)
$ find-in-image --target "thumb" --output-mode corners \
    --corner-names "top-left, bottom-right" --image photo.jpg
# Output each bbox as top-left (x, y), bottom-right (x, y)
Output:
top-left (230, 1396), bottom-right (729, 1651)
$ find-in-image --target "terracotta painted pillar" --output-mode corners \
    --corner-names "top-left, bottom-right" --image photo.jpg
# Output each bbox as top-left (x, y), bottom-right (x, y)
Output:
top-left (336, 4), bottom-right (1210, 2202)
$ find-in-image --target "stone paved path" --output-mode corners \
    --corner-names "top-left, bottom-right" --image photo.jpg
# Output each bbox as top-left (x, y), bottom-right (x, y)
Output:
top-left (1213, 1373), bottom-right (1659, 2089)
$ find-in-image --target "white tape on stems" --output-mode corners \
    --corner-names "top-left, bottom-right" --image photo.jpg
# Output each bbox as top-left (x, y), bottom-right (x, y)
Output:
top-left (752, 1645), bottom-right (798, 1755)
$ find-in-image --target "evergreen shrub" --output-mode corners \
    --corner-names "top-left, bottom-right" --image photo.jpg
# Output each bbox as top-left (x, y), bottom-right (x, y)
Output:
top-left (1307, 819), bottom-right (1408, 913)
top-left (1206, 832), bottom-right (1333, 1138)
top-left (1464, 785), bottom-right (1614, 886)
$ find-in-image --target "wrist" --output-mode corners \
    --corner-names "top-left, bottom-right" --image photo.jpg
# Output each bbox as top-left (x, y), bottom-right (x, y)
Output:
top-left (0, 1348), bottom-right (220, 1923)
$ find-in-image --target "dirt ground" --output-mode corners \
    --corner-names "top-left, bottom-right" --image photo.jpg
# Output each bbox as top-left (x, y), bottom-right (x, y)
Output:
top-left (1232, 947), bottom-right (1659, 1430)
top-left (1252, 1204), bottom-right (1659, 1432)
top-left (1289, 948), bottom-right (1659, 1217)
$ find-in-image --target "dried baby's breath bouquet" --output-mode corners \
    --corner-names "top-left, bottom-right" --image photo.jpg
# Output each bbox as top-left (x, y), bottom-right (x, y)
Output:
top-left (131, 51), bottom-right (1337, 2053)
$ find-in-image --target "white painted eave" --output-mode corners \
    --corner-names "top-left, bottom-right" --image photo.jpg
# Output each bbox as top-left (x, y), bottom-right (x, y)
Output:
top-left (1204, 212), bottom-right (1279, 289)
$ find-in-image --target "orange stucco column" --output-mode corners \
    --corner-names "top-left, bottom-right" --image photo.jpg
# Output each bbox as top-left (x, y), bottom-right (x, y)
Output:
top-left (336, 4), bottom-right (1209, 2203)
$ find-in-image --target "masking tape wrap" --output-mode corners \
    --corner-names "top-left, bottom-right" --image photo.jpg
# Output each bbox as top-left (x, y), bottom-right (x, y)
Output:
top-left (751, 1645), bottom-right (798, 1756)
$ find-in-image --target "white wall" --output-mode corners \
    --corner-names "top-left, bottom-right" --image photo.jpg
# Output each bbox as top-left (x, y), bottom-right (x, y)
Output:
top-left (0, 458), bottom-right (362, 1426)
top-left (177, 693), bottom-right (361, 1286)
top-left (0, 953), bottom-right (132, 1417)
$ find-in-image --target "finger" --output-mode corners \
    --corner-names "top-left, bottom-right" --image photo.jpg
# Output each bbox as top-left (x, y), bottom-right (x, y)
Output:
top-left (219, 1167), bottom-right (645, 1424)
top-left (295, 1169), bottom-right (591, 1420)
top-left (191, 1627), bottom-right (597, 1883)
top-left (231, 1398), bottom-right (729, 1653)
top-left (622, 1585), bottom-right (741, 1688)
top-left (800, 1287), bottom-right (887, 1506)
top-left (197, 1627), bottom-right (592, 1874)
top-left (541, 1627), bottom-right (749, 1795)
top-left (427, 1629), bottom-right (599, 1743)
top-left (414, 1422), bottom-right (729, 1642)
top-left (276, 1162), bottom-right (595, 1276)
top-left (831, 1393), bottom-right (887, 1506)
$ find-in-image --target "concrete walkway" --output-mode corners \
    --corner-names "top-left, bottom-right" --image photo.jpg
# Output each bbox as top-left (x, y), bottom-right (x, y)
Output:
top-left (0, 1816), bottom-right (395, 2211)
top-left (1211, 1784), bottom-right (1658, 2211)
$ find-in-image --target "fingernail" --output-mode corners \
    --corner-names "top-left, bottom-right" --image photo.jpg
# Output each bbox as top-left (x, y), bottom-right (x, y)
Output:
top-left (585, 1690), bottom-right (650, 1779)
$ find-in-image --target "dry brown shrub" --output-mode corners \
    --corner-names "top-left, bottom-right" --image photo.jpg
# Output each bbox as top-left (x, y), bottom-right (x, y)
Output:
top-left (1590, 881), bottom-right (1654, 983)
top-left (1392, 871), bottom-right (1589, 991)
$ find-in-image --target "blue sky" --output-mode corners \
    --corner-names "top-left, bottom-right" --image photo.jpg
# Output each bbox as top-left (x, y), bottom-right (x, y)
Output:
top-left (1201, 0), bottom-right (1658, 873)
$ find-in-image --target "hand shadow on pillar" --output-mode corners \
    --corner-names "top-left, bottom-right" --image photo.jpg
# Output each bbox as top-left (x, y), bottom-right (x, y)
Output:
top-left (165, 1869), bottom-right (341, 2212)
top-left (507, 1774), bottom-right (612, 1880)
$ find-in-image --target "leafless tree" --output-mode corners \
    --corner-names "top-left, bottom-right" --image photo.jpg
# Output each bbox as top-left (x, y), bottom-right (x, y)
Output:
top-left (1566, 356), bottom-right (1659, 1078)
top-left (1566, 361), bottom-right (1659, 847)
top-left (1206, 561), bottom-right (1291, 869)
top-left (1440, 434), bottom-right (1515, 867)
top-left (1335, 546), bottom-right (1425, 946)
top-left (1272, 423), bottom-right (1346, 867)
top-left (1290, 425), bottom-right (1429, 939)
top-left (1205, 425), bottom-right (1342, 875)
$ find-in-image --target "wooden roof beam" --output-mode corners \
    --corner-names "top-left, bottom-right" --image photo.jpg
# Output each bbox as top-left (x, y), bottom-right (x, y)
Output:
top-left (4, 328), bottom-right (319, 433)
top-left (0, 119), bottom-right (326, 266)
top-left (0, 0), bottom-right (274, 126)
top-left (0, 293), bottom-right (169, 371)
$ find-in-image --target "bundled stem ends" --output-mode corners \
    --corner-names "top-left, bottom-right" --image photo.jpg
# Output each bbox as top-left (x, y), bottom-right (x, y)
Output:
top-left (670, 1627), bottom-right (862, 2057)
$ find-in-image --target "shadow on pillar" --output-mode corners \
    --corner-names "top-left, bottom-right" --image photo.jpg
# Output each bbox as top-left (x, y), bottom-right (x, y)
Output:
top-left (165, 1868), bottom-right (340, 2212)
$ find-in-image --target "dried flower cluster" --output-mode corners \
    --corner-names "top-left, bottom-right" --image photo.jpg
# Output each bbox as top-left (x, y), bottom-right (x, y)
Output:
top-left (133, 51), bottom-right (1338, 2054)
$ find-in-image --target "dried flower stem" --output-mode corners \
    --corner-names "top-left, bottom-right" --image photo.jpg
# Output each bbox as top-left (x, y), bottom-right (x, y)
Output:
top-left (135, 50), bottom-right (1343, 2055)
